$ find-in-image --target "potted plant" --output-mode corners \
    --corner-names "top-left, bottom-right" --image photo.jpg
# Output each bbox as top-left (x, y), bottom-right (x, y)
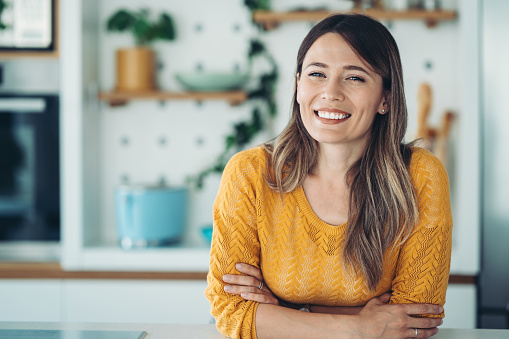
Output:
top-left (106, 8), bottom-right (176, 91)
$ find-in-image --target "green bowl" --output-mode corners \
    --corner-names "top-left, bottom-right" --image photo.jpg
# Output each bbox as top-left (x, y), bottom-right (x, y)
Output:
top-left (175, 72), bottom-right (250, 92)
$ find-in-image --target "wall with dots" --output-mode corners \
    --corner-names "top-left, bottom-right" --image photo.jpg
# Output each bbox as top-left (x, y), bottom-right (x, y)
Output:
top-left (88, 0), bottom-right (460, 247)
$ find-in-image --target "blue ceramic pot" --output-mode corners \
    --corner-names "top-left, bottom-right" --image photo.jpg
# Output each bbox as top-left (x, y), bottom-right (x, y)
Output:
top-left (115, 185), bottom-right (187, 249)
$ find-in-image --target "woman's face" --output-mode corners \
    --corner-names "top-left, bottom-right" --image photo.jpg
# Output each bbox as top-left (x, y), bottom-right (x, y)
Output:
top-left (297, 33), bottom-right (387, 150)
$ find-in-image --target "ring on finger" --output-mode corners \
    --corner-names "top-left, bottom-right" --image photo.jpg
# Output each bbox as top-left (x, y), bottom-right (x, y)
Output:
top-left (414, 328), bottom-right (418, 338)
top-left (258, 280), bottom-right (264, 290)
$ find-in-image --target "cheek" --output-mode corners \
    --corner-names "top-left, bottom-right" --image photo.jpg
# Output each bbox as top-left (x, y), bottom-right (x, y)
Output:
top-left (296, 83), bottom-right (311, 105)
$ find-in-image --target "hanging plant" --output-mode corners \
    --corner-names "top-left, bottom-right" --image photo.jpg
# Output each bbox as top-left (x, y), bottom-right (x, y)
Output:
top-left (190, 5), bottom-right (278, 189)
top-left (0, 0), bottom-right (8, 30)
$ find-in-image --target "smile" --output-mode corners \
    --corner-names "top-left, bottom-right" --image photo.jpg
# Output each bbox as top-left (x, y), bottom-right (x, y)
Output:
top-left (315, 110), bottom-right (351, 120)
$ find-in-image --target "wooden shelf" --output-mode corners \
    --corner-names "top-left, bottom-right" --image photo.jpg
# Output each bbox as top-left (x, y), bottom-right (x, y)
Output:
top-left (98, 90), bottom-right (248, 107)
top-left (253, 9), bottom-right (458, 30)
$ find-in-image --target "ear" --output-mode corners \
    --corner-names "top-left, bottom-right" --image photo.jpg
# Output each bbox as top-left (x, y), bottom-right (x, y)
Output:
top-left (296, 73), bottom-right (301, 104)
top-left (378, 92), bottom-right (390, 115)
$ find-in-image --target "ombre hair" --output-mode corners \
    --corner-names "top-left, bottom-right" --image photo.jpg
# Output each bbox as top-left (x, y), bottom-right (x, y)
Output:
top-left (264, 13), bottom-right (418, 290)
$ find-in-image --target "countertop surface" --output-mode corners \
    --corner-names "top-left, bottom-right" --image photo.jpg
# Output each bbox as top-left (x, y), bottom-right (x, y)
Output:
top-left (1, 322), bottom-right (509, 339)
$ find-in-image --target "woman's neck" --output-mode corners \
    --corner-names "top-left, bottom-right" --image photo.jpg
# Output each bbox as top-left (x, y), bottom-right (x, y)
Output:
top-left (312, 142), bottom-right (365, 182)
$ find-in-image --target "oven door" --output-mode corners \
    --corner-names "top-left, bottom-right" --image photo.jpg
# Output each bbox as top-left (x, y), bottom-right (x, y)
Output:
top-left (0, 94), bottom-right (60, 260)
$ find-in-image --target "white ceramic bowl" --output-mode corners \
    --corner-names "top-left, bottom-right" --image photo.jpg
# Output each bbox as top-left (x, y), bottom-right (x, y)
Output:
top-left (175, 72), bottom-right (250, 91)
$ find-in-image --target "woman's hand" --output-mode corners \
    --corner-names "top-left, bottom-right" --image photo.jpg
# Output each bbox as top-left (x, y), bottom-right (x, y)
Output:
top-left (223, 263), bottom-right (279, 305)
top-left (355, 293), bottom-right (443, 338)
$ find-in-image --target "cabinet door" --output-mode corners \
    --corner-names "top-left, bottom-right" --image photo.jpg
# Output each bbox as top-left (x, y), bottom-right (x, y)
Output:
top-left (0, 280), bottom-right (61, 321)
top-left (442, 284), bottom-right (477, 329)
top-left (62, 280), bottom-right (212, 324)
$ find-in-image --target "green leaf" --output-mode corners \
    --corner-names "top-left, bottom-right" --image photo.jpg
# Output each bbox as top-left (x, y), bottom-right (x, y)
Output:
top-left (157, 13), bottom-right (176, 40)
top-left (248, 40), bottom-right (265, 58)
top-left (132, 19), bottom-right (151, 45)
top-left (107, 9), bottom-right (135, 31)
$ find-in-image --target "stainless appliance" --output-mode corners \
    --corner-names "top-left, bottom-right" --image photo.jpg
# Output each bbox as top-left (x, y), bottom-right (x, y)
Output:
top-left (0, 93), bottom-right (59, 242)
top-left (0, 60), bottom-right (60, 261)
top-left (479, 0), bottom-right (509, 329)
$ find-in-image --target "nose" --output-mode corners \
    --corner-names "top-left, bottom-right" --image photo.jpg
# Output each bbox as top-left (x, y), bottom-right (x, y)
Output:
top-left (321, 81), bottom-right (345, 101)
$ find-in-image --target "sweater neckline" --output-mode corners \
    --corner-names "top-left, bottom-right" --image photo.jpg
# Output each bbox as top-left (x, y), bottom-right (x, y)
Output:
top-left (294, 185), bottom-right (347, 236)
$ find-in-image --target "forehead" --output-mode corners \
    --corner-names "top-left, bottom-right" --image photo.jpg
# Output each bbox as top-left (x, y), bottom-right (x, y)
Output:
top-left (303, 32), bottom-right (372, 70)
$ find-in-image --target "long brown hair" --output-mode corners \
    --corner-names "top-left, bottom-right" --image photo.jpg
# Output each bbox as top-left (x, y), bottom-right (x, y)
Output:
top-left (264, 14), bottom-right (418, 290)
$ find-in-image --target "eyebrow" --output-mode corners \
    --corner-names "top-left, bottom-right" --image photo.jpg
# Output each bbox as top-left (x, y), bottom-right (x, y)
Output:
top-left (304, 62), bottom-right (373, 77)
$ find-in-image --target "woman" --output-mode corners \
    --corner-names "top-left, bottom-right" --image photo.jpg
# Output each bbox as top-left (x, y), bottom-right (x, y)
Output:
top-left (205, 13), bottom-right (452, 339)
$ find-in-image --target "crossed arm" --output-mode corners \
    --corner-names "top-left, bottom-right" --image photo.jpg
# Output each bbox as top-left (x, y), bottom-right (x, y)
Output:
top-left (223, 263), bottom-right (443, 339)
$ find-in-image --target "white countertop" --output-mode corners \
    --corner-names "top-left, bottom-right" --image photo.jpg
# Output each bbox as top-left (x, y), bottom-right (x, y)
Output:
top-left (1, 322), bottom-right (509, 339)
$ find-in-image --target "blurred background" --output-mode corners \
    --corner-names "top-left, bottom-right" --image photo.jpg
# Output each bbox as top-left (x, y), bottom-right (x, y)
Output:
top-left (0, 0), bottom-right (507, 330)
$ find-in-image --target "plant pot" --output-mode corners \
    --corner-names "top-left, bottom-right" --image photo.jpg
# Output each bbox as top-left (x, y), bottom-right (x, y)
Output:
top-left (115, 47), bottom-right (156, 91)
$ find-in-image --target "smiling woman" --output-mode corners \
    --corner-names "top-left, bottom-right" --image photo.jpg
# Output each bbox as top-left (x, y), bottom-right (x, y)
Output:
top-left (205, 13), bottom-right (452, 339)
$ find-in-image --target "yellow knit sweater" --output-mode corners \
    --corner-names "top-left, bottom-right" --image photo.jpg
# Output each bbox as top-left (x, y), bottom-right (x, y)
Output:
top-left (205, 146), bottom-right (453, 339)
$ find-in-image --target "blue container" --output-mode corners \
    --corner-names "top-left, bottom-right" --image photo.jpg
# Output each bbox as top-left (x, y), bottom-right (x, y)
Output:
top-left (115, 185), bottom-right (187, 249)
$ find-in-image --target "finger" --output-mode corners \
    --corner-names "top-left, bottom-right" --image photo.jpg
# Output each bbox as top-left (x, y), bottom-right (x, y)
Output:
top-left (407, 327), bottom-right (439, 338)
top-left (235, 263), bottom-right (263, 281)
top-left (408, 317), bottom-right (443, 330)
top-left (404, 304), bottom-right (444, 316)
top-left (223, 274), bottom-right (260, 288)
top-left (224, 284), bottom-right (262, 296)
top-left (377, 292), bottom-right (392, 304)
top-left (365, 294), bottom-right (387, 307)
top-left (240, 291), bottom-right (279, 305)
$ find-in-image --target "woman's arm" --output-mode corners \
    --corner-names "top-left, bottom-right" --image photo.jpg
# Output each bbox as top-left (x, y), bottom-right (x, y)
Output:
top-left (389, 150), bottom-right (453, 317)
top-left (255, 296), bottom-right (443, 339)
top-left (226, 263), bottom-right (443, 338)
top-left (204, 152), bottom-right (263, 339)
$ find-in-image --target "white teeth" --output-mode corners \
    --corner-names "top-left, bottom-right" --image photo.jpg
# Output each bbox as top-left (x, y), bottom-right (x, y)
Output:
top-left (317, 111), bottom-right (350, 120)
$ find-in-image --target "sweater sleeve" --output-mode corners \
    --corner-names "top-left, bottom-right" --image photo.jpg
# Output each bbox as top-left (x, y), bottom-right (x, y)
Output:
top-left (389, 149), bottom-right (453, 318)
top-left (204, 150), bottom-right (262, 339)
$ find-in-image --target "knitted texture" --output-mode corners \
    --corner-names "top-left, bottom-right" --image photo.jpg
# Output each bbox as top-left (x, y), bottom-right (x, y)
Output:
top-left (204, 147), bottom-right (453, 339)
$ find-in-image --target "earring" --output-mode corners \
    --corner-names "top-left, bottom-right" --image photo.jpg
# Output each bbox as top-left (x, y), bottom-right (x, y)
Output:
top-left (381, 109), bottom-right (386, 113)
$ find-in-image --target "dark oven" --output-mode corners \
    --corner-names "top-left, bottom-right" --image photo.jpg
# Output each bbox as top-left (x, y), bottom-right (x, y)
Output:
top-left (0, 93), bottom-right (59, 242)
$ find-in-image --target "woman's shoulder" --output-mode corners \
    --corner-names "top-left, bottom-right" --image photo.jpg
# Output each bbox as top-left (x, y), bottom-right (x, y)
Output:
top-left (224, 146), bottom-right (269, 175)
top-left (408, 146), bottom-right (449, 186)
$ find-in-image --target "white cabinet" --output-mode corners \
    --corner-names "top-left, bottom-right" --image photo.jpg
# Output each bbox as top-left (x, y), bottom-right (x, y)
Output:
top-left (1, 279), bottom-right (474, 327)
top-left (0, 279), bottom-right (211, 324)
top-left (62, 280), bottom-right (211, 324)
top-left (443, 284), bottom-right (477, 329)
top-left (0, 280), bottom-right (62, 322)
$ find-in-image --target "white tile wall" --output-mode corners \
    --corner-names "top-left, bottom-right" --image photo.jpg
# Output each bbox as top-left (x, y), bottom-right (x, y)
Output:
top-left (76, 0), bottom-right (463, 248)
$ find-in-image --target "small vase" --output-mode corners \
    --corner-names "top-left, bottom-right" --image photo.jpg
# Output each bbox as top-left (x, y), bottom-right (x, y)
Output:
top-left (115, 47), bottom-right (156, 91)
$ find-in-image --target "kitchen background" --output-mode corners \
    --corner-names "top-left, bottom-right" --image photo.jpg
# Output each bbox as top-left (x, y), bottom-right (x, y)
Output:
top-left (0, 0), bottom-right (507, 330)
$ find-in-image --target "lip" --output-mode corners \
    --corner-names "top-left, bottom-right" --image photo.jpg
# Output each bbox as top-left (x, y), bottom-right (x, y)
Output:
top-left (313, 108), bottom-right (351, 124)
